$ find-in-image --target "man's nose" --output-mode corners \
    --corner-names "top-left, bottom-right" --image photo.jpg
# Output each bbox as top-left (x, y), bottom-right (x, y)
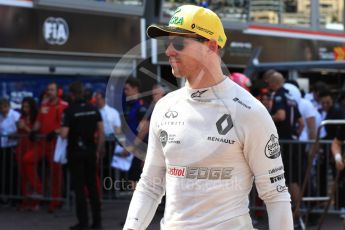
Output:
top-left (165, 43), bottom-right (177, 57)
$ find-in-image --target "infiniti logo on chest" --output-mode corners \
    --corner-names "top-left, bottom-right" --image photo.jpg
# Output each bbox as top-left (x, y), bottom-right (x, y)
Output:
top-left (165, 110), bottom-right (178, 118)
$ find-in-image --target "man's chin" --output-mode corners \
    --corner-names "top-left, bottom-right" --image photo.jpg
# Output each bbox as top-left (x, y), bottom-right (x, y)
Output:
top-left (173, 74), bottom-right (184, 79)
top-left (172, 69), bottom-right (184, 78)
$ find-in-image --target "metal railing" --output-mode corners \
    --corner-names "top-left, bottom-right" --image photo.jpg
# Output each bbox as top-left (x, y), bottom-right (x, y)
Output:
top-left (1, 131), bottom-right (344, 220)
top-left (0, 134), bottom-right (131, 209)
top-left (296, 120), bottom-right (345, 229)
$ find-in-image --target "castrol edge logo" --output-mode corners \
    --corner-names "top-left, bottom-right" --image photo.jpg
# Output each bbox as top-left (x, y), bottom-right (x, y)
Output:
top-left (167, 165), bottom-right (186, 178)
top-left (167, 165), bottom-right (233, 180)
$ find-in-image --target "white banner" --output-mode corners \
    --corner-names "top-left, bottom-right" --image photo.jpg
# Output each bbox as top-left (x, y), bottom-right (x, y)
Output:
top-left (0, 0), bottom-right (33, 8)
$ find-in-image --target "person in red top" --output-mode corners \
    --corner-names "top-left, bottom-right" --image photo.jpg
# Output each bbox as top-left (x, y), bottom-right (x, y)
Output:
top-left (23, 82), bottom-right (68, 213)
top-left (16, 97), bottom-right (38, 211)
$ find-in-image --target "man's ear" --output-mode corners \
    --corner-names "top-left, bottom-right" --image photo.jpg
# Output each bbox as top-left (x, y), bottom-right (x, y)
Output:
top-left (207, 40), bottom-right (219, 53)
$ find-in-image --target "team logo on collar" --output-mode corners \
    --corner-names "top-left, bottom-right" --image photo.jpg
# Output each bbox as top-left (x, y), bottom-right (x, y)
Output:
top-left (191, 89), bottom-right (208, 98)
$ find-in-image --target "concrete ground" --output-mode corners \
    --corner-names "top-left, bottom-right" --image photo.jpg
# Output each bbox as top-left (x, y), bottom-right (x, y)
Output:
top-left (0, 200), bottom-right (162, 230)
top-left (0, 200), bottom-right (344, 230)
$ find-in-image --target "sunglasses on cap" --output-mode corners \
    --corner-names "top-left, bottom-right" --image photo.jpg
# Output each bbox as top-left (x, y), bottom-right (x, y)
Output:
top-left (163, 36), bottom-right (209, 51)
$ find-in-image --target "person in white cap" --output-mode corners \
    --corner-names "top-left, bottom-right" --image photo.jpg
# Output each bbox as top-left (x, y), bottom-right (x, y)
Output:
top-left (123, 5), bottom-right (293, 230)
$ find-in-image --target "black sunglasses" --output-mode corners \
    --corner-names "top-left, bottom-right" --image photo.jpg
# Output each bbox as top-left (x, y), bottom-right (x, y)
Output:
top-left (163, 36), bottom-right (208, 51)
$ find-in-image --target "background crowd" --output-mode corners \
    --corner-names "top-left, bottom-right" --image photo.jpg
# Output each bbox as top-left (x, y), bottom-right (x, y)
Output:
top-left (0, 72), bottom-right (344, 227)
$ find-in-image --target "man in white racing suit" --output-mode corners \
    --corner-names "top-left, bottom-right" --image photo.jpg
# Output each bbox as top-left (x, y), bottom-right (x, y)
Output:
top-left (123, 5), bottom-right (293, 230)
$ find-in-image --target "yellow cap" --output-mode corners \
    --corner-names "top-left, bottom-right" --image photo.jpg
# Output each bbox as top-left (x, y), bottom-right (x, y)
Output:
top-left (147, 5), bottom-right (227, 48)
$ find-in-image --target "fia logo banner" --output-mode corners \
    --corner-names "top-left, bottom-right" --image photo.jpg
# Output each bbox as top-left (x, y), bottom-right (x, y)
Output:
top-left (43, 17), bottom-right (69, 45)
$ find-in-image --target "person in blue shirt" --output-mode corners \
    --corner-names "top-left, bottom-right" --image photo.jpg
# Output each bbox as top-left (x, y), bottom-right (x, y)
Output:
top-left (121, 77), bottom-right (148, 186)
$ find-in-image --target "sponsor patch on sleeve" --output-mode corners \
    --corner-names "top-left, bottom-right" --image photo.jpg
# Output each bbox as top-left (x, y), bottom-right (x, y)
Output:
top-left (276, 184), bottom-right (288, 192)
top-left (265, 134), bottom-right (281, 159)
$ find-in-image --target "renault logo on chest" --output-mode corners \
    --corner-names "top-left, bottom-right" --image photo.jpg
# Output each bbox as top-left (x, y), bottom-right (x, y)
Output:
top-left (216, 114), bottom-right (233, 135)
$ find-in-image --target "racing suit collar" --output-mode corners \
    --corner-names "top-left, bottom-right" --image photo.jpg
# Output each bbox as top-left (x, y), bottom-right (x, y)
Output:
top-left (185, 76), bottom-right (231, 101)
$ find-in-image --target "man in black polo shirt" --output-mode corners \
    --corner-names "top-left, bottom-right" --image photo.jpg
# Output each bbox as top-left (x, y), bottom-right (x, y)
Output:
top-left (265, 70), bottom-right (304, 227)
top-left (61, 81), bottom-right (104, 230)
top-left (265, 73), bottom-right (303, 140)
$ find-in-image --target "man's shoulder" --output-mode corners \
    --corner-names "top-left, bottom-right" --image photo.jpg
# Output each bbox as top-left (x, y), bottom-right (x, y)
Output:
top-left (221, 84), bottom-right (273, 131)
top-left (234, 96), bottom-right (269, 120)
top-left (105, 104), bottom-right (119, 114)
top-left (63, 104), bottom-right (76, 114)
top-left (273, 90), bottom-right (286, 105)
top-left (153, 88), bottom-right (183, 109)
top-left (40, 100), bottom-right (49, 107)
top-left (41, 99), bottom-right (68, 108)
top-left (10, 108), bottom-right (20, 115)
top-left (69, 103), bottom-right (100, 115)
top-left (274, 87), bottom-right (286, 96)
top-left (161, 88), bottom-right (183, 101)
top-left (66, 102), bottom-right (90, 110)
top-left (300, 98), bottom-right (316, 113)
top-left (135, 98), bottom-right (147, 106)
top-left (300, 98), bottom-right (312, 106)
top-left (9, 109), bottom-right (20, 119)
top-left (58, 100), bottom-right (69, 108)
top-left (83, 103), bottom-right (100, 113)
top-left (226, 83), bottom-right (266, 115)
top-left (147, 89), bottom-right (182, 118)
